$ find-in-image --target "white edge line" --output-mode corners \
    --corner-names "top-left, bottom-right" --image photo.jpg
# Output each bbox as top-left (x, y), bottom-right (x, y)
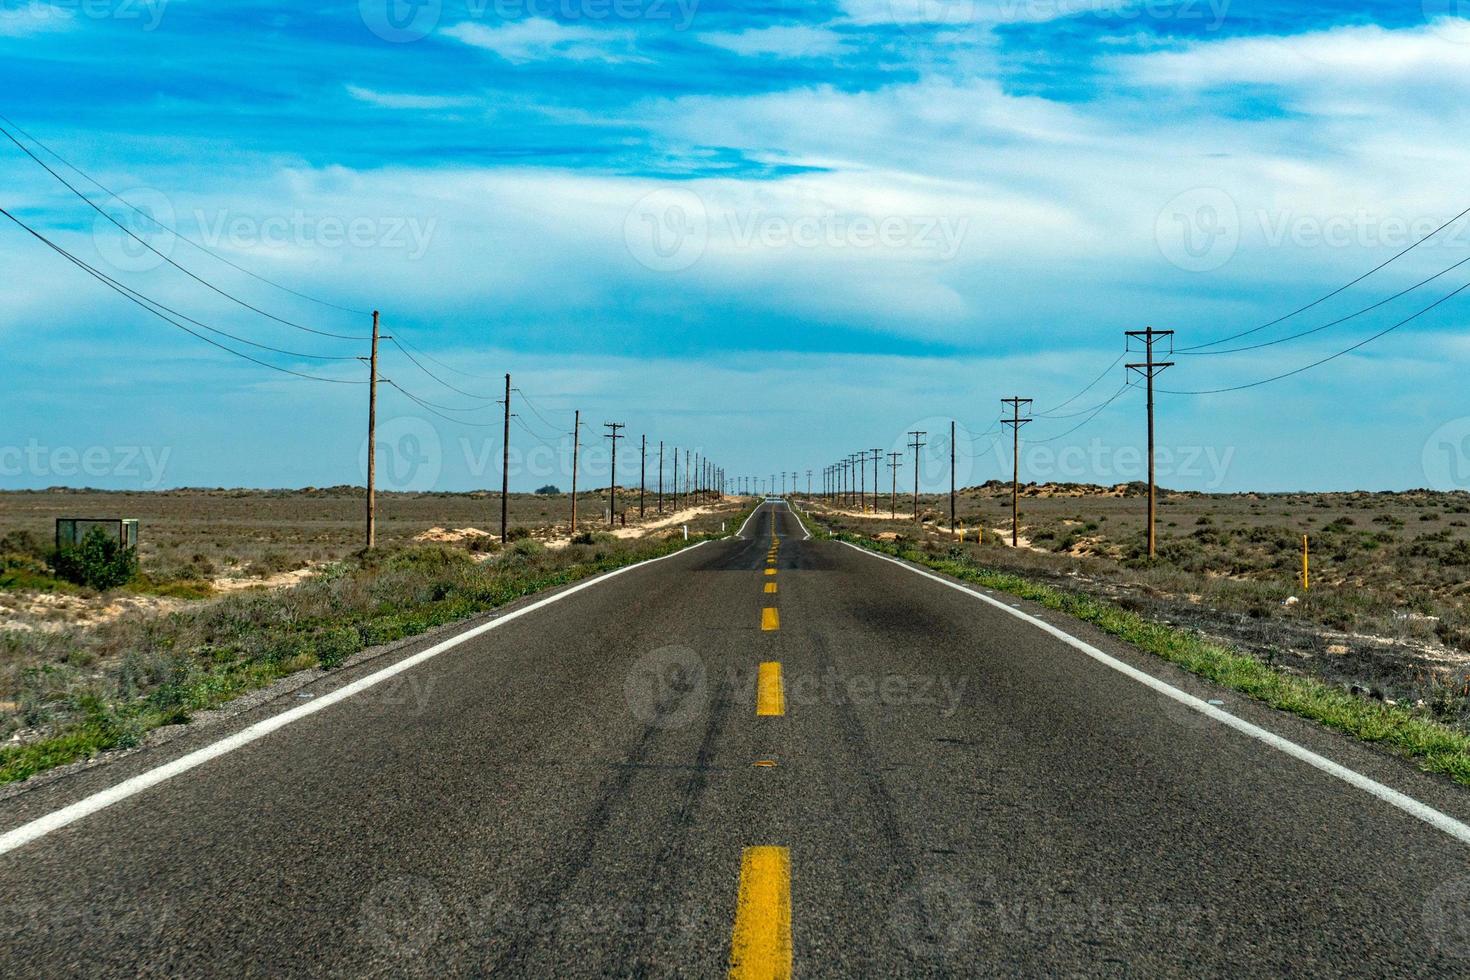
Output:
top-left (840, 540), bottom-right (1470, 848)
top-left (0, 540), bottom-right (711, 858)
top-left (787, 502), bottom-right (812, 540)
top-left (733, 503), bottom-right (762, 540)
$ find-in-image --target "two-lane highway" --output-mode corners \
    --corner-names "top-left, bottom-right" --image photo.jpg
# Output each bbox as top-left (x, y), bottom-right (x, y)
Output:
top-left (3, 501), bottom-right (1470, 976)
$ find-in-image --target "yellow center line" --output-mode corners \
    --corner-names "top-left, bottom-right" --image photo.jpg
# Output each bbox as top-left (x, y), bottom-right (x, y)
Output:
top-left (756, 661), bottom-right (785, 715)
top-left (728, 846), bottom-right (792, 980)
top-left (761, 607), bottom-right (780, 631)
top-left (764, 568), bottom-right (777, 577)
top-left (764, 582), bottom-right (777, 594)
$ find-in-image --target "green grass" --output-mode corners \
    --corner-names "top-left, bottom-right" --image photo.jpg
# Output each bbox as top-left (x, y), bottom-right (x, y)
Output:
top-left (0, 515), bottom-right (749, 786)
top-left (833, 530), bottom-right (1470, 788)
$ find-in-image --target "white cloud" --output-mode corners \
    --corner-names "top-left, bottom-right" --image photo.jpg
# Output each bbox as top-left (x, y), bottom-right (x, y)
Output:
top-left (701, 25), bottom-right (846, 59)
top-left (0, 1), bottom-right (76, 38)
top-left (344, 86), bottom-right (478, 111)
top-left (441, 18), bottom-right (638, 64)
top-left (1112, 20), bottom-right (1470, 92)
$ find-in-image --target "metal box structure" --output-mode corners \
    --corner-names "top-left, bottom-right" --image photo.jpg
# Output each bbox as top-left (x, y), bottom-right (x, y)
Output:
top-left (55, 518), bottom-right (139, 551)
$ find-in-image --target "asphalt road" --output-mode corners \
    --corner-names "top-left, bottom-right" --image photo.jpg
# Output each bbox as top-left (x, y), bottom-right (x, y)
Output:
top-left (5, 501), bottom-right (1470, 977)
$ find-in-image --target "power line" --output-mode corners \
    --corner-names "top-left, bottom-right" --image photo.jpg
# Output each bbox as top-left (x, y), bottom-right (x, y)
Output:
top-left (513, 387), bottom-right (569, 433)
top-left (1160, 278), bottom-right (1470, 395)
top-left (1034, 351), bottom-right (1125, 417)
top-left (387, 337), bottom-right (498, 400)
top-left (0, 121), bottom-right (371, 341)
top-left (0, 205), bottom-right (364, 384)
top-left (1177, 202), bottom-right (1470, 353)
top-left (391, 331), bottom-right (502, 382)
top-left (1178, 253), bottom-right (1470, 356)
top-left (0, 112), bottom-right (371, 319)
top-left (386, 380), bottom-right (502, 426)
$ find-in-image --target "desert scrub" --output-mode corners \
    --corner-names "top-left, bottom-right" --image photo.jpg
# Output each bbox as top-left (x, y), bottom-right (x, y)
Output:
top-left (0, 528), bottom-right (731, 785)
top-left (833, 530), bottom-right (1470, 788)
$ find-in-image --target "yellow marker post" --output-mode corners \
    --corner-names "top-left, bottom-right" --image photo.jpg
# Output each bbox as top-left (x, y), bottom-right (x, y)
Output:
top-left (756, 661), bottom-right (784, 716)
top-left (761, 607), bottom-right (780, 631)
top-left (728, 846), bottom-right (792, 980)
top-left (1302, 534), bottom-right (1310, 591)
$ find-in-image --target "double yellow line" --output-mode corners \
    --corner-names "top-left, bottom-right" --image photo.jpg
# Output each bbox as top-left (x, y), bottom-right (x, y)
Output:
top-left (727, 509), bottom-right (792, 979)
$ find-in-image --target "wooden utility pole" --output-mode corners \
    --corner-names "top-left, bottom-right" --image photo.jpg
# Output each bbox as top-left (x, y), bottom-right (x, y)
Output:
top-left (639, 434), bottom-right (647, 519)
top-left (949, 419), bottom-right (957, 533)
top-left (364, 310), bottom-right (380, 551)
top-left (870, 449), bottom-right (880, 515)
top-left (888, 451), bottom-right (901, 518)
top-left (500, 373), bottom-right (511, 544)
top-left (1001, 397), bottom-right (1032, 547)
top-left (908, 431), bottom-right (926, 520)
top-left (657, 440), bottom-right (664, 514)
top-left (569, 409), bottom-right (581, 535)
top-left (672, 447), bottom-right (679, 512)
top-left (605, 422), bottom-right (625, 526)
top-left (1126, 327), bottom-right (1174, 558)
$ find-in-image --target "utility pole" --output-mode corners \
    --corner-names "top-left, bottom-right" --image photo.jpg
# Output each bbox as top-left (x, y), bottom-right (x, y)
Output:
top-left (1126, 327), bottom-right (1175, 558)
top-left (807, 469), bottom-right (812, 497)
top-left (605, 422), bottom-right (625, 527)
top-left (908, 431), bottom-right (926, 520)
top-left (949, 420), bottom-right (957, 533)
top-left (570, 409), bottom-right (581, 535)
top-left (657, 440), bottom-right (664, 515)
top-left (870, 449), bottom-right (880, 515)
top-left (672, 447), bottom-right (679, 512)
top-left (639, 434), bottom-right (647, 519)
top-left (1001, 397), bottom-right (1032, 547)
top-left (364, 310), bottom-right (381, 551)
top-left (501, 373), bottom-right (512, 544)
top-left (888, 451), bottom-right (901, 518)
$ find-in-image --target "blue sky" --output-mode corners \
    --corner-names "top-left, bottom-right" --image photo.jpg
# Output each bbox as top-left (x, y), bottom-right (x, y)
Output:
top-left (4, 0), bottom-right (1470, 494)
